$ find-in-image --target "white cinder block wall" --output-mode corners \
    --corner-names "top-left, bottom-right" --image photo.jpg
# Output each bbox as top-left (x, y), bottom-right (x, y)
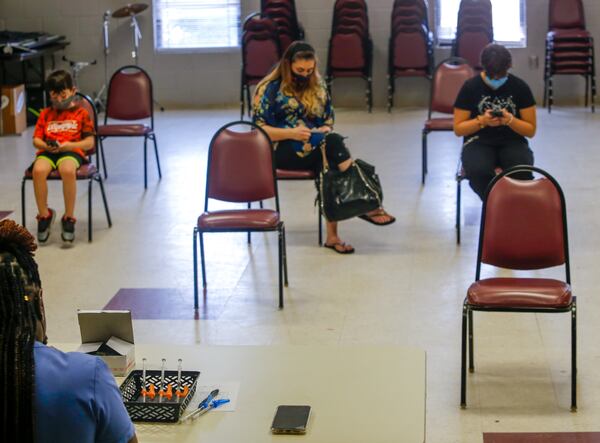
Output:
top-left (1, 0), bottom-right (598, 109)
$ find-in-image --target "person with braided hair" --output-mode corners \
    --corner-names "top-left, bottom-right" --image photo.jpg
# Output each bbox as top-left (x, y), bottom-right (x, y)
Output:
top-left (0, 219), bottom-right (137, 443)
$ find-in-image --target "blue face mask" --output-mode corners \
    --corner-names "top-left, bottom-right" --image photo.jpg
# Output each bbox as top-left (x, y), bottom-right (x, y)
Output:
top-left (484, 74), bottom-right (508, 90)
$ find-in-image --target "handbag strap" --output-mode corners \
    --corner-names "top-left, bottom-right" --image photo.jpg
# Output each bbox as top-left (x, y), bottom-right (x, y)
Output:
top-left (320, 142), bottom-right (330, 172)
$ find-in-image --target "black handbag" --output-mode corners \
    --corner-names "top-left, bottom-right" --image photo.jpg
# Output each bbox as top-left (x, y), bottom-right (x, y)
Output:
top-left (318, 146), bottom-right (383, 222)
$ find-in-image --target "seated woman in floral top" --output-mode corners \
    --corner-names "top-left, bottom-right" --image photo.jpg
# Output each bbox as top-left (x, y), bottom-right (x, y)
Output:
top-left (253, 41), bottom-right (395, 254)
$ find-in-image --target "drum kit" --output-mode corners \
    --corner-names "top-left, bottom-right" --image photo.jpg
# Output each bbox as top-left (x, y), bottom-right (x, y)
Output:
top-left (66, 3), bottom-right (160, 111)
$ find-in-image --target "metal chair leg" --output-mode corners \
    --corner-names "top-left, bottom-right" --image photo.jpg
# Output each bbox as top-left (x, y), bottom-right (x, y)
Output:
top-left (193, 227), bottom-right (199, 309)
top-left (422, 131), bottom-right (428, 185)
top-left (199, 231), bottom-right (207, 289)
top-left (278, 227), bottom-right (284, 309)
top-left (318, 201), bottom-right (323, 246)
top-left (143, 135), bottom-right (148, 189)
top-left (96, 176), bottom-right (112, 227)
top-left (247, 203), bottom-right (251, 244)
top-left (88, 178), bottom-right (93, 242)
top-left (240, 84), bottom-right (245, 120)
top-left (456, 176), bottom-right (462, 244)
top-left (282, 224), bottom-right (288, 287)
top-left (571, 302), bottom-right (577, 411)
top-left (151, 134), bottom-right (162, 179)
top-left (21, 178), bottom-right (26, 227)
top-left (99, 138), bottom-right (108, 179)
top-left (468, 308), bottom-right (474, 372)
top-left (460, 302), bottom-right (468, 408)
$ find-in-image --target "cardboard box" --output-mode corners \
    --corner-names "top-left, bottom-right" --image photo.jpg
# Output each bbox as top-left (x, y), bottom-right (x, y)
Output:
top-left (1, 84), bottom-right (26, 135)
top-left (77, 310), bottom-right (135, 377)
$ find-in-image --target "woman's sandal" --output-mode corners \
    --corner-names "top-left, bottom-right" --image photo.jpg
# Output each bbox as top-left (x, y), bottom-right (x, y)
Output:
top-left (324, 242), bottom-right (355, 254)
top-left (358, 208), bottom-right (396, 226)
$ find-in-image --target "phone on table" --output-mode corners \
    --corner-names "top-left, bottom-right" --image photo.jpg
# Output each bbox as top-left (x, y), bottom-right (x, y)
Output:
top-left (271, 405), bottom-right (311, 434)
top-left (490, 109), bottom-right (504, 118)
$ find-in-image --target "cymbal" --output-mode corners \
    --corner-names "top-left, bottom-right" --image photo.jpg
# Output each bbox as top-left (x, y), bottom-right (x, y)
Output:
top-left (112, 3), bottom-right (148, 18)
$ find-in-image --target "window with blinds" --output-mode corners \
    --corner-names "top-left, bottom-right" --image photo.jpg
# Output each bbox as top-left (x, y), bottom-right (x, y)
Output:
top-left (436, 0), bottom-right (526, 47)
top-left (154, 0), bottom-right (241, 51)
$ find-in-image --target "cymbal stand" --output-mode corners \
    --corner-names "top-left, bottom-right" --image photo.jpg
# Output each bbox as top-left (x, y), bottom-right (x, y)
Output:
top-left (131, 15), bottom-right (141, 65)
top-left (92, 10), bottom-right (111, 112)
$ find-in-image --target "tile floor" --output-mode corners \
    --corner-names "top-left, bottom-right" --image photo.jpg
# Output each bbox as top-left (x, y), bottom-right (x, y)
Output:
top-left (1, 106), bottom-right (599, 442)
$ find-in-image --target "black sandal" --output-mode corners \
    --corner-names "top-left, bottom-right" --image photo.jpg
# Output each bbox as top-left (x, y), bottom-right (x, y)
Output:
top-left (324, 242), bottom-right (355, 254)
top-left (358, 209), bottom-right (396, 226)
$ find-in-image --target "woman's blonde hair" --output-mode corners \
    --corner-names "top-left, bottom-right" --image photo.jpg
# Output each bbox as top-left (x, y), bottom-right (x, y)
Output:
top-left (256, 41), bottom-right (327, 117)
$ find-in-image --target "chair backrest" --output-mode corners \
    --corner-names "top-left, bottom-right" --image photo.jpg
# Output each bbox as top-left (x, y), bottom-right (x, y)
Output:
top-left (243, 38), bottom-right (280, 79)
top-left (205, 121), bottom-right (278, 210)
top-left (429, 58), bottom-right (474, 116)
top-left (105, 66), bottom-right (153, 124)
top-left (329, 33), bottom-right (367, 70)
top-left (454, 29), bottom-right (492, 68)
top-left (549, 0), bottom-right (585, 30)
top-left (477, 166), bottom-right (569, 281)
top-left (75, 92), bottom-right (97, 157)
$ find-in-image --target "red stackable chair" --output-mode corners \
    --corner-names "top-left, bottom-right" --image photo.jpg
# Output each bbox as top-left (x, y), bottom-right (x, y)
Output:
top-left (461, 165), bottom-right (576, 411)
top-left (193, 121), bottom-right (288, 309)
top-left (327, 0), bottom-right (373, 112)
top-left (544, 0), bottom-right (595, 112)
top-left (421, 58), bottom-right (474, 185)
top-left (21, 93), bottom-right (112, 242)
top-left (388, 0), bottom-right (433, 111)
top-left (261, 0), bottom-right (304, 52)
top-left (241, 13), bottom-right (281, 119)
top-left (98, 66), bottom-right (162, 189)
top-left (452, 0), bottom-right (493, 70)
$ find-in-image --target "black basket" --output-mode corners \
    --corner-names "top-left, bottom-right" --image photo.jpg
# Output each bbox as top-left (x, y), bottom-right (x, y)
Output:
top-left (119, 370), bottom-right (200, 423)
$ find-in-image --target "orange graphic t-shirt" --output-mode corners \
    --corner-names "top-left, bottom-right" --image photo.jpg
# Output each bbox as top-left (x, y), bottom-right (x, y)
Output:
top-left (33, 105), bottom-right (95, 158)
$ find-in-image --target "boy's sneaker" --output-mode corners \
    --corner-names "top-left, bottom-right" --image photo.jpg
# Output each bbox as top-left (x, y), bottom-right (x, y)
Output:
top-left (61, 216), bottom-right (76, 243)
top-left (36, 208), bottom-right (56, 243)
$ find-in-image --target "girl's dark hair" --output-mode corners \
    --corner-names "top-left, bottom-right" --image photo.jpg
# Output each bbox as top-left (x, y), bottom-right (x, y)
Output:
top-left (480, 44), bottom-right (512, 78)
top-left (46, 70), bottom-right (74, 93)
top-left (0, 220), bottom-right (43, 443)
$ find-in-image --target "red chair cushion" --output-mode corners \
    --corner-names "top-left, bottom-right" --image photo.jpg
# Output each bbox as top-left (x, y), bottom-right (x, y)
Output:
top-left (98, 124), bottom-right (152, 136)
top-left (197, 209), bottom-right (280, 230)
top-left (276, 169), bottom-right (316, 179)
top-left (24, 163), bottom-right (98, 180)
top-left (424, 118), bottom-right (454, 131)
top-left (467, 278), bottom-right (572, 309)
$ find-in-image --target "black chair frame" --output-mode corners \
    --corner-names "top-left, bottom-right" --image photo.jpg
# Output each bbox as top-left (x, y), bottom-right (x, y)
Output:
top-left (99, 65), bottom-right (162, 188)
top-left (422, 57), bottom-right (469, 185)
top-left (460, 165), bottom-right (576, 411)
top-left (193, 121), bottom-right (289, 310)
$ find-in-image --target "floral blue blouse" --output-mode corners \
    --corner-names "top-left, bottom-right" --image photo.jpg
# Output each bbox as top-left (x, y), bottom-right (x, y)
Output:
top-left (253, 79), bottom-right (334, 157)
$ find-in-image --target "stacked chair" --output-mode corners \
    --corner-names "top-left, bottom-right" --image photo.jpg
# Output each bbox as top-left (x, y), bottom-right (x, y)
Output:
top-left (326, 0), bottom-right (373, 112)
top-left (240, 13), bottom-right (281, 118)
top-left (387, 0), bottom-right (434, 111)
top-left (261, 0), bottom-right (304, 53)
top-left (452, 0), bottom-right (493, 70)
top-left (543, 0), bottom-right (596, 113)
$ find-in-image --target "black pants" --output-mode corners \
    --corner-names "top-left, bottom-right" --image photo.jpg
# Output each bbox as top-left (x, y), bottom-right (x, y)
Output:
top-left (275, 133), bottom-right (351, 173)
top-left (461, 137), bottom-right (534, 200)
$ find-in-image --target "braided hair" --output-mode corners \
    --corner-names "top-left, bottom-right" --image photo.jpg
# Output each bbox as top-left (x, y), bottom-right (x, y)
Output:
top-left (0, 220), bottom-right (44, 443)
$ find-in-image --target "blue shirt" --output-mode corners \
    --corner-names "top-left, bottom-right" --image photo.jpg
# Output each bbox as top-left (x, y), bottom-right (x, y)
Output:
top-left (34, 342), bottom-right (136, 443)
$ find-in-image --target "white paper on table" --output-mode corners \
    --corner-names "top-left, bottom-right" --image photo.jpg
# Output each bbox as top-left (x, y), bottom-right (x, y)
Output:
top-left (192, 381), bottom-right (240, 412)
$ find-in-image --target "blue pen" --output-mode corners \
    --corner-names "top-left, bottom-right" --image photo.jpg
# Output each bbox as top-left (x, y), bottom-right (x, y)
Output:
top-left (180, 389), bottom-right (219, 421)
top-left (192, 398), bottom-right (231, 419)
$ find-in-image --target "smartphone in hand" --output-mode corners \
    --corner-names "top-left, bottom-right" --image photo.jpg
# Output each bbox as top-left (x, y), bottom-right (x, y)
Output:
top-left (490, 110), bottom-right (504, 118)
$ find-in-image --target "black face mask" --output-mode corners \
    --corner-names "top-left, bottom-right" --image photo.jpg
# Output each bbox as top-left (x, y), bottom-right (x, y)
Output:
top-left (292, 72), bottom-right (311, 90)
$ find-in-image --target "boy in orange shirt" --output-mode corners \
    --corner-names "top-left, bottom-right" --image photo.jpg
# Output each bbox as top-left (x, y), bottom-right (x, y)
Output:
top-left (32, 70), bottom-right (95, 244)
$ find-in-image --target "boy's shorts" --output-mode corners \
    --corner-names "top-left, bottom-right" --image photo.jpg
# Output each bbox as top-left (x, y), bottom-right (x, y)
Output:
top-left (34, 152), bottom-right (87, 169)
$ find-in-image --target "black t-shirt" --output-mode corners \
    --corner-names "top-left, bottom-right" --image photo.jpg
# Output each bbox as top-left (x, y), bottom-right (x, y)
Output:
top-left (454, 73), bottom-right (535, 144)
